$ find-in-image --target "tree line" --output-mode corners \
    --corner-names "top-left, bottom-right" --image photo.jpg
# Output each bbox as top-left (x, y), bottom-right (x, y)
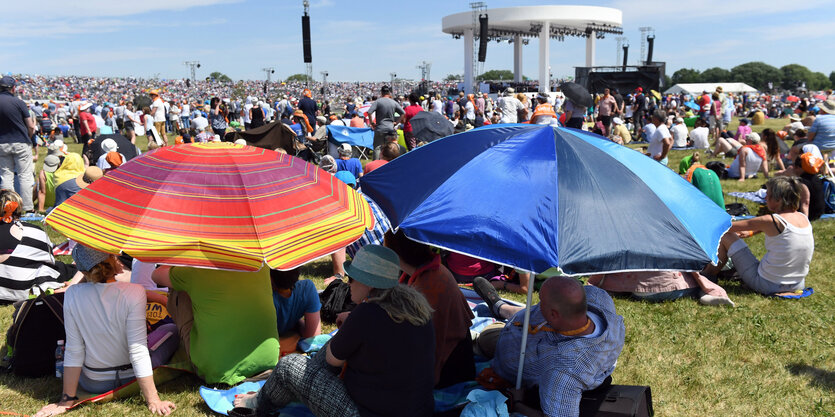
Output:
top-left (671, 62), bottom-right (834, 92)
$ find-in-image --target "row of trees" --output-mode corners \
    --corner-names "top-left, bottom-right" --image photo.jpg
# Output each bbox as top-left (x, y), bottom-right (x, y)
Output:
top-left (671, 62), bottom-right (835, 92)
top-left (444, 70), bottom-right (529, 82)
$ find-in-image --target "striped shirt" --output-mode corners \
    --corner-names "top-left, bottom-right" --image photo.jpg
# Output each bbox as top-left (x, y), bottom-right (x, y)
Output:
top-left (0, 222), bottom-right (66, 301)
top-left (346, 192), bottom-right (391, 259)
top-left (493, 286), bottom-right (625, 417)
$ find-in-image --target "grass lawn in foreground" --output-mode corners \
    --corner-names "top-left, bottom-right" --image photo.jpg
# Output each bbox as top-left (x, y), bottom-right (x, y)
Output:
top-left (1, 120), bottom-right (833, 416)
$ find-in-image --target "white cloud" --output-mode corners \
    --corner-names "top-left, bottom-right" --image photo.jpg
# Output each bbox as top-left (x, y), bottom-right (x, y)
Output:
top-left (5, 0), bottom-right (242, 19)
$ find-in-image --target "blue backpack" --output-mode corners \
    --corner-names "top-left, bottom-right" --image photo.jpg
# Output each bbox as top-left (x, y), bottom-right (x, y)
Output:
top-left (823, 176), bottom-right (835, 213)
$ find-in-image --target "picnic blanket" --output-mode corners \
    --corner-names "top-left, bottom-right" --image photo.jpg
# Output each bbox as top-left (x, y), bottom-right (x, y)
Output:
top-left (729, 190), bottom-right (767, 204)
top-left (773, 287), bottom-right (814, 299)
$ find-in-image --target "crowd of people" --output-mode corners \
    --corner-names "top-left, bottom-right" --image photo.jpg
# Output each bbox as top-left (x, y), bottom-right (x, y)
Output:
top-left (0, 70), bottom-right (830, 417)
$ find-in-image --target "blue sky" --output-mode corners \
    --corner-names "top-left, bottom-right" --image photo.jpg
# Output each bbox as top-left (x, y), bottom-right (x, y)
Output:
top-left (2, 0), bottom-right (833, 82)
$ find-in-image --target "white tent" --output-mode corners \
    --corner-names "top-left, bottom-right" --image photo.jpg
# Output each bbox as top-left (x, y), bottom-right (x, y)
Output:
top-left (664, 82), bottom-right (758, 96)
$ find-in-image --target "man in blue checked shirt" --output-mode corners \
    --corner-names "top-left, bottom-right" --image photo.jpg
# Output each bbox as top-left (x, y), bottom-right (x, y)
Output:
top-left (474, 276), bottom-right (625, 417)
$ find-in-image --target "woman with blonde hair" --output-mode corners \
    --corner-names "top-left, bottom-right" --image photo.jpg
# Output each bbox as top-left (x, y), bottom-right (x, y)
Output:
top-left (234, 245), bottom-right (436, 417)
top-left (704, 177), bottom-right (814, 295)
top-left (35, 244), bottom-right (178, 417)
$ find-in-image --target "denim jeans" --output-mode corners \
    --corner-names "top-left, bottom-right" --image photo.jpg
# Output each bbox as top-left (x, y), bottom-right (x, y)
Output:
top-left (0, 142), bottom-right (34, 211)
top-left (180, 116), bottom-right (191, 130)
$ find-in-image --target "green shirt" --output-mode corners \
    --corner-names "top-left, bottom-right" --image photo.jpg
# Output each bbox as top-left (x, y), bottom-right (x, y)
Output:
top-left (170, 266), bottom-right (279, 385)
top-left (691, 168), bottom-right (725, 208)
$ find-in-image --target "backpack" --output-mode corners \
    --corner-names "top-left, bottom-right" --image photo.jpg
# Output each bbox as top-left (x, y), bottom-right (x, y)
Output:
top-left (822, 176), bottom-right (835, 214)
top-left (705, 161), bottom-right (728, 179)
top-left (318, 280), bottom-right (356, 323)
top-left (4, 292), bottom-right (65, 377)
top-left (725, 203), bottom-right (750, 217)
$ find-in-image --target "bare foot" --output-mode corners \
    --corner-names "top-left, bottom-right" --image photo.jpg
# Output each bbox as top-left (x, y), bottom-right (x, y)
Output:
top-left (233, 391), bottom-right (258, 409)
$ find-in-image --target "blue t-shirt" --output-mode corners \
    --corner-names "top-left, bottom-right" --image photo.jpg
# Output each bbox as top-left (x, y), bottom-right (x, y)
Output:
top-left (272, 279), bottom-right (321, 335)
top-left (810, 114), bottom-right (835, 151)
top-left (336, 158), bottom-right (362, 179)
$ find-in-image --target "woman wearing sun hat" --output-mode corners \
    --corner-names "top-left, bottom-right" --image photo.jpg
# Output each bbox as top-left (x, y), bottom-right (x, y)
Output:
top-left (234, 245), bottom-right (436, 417)
top-left (34, 244), bottom-right (178, 417)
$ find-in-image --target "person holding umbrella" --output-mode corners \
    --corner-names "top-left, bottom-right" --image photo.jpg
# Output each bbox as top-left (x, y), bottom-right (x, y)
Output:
top-left (472, 276), bottom-right (625, 417)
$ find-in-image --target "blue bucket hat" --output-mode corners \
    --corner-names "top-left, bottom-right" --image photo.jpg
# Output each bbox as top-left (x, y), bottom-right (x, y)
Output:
top-left (343, 245), bottom-right (400, 289)
top-left (72, 244), bottom-right (112, 272)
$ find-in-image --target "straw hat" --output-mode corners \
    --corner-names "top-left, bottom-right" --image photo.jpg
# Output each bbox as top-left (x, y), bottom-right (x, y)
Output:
top-left (343, 245), bottom-right (400, 289)
top-left (789, 114), bottom-right (801, 122)
top-left (75, 166), bottom-right (103, 189)
top-left (819, 99), bottom-right (835, 115)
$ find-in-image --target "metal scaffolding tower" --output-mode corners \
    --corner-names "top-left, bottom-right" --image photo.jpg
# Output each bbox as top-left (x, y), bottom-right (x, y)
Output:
top-left (470, 2), bottom-right (486, 85)
top-left (615, 36), bottom-right (626, 66)
top-left (183, 61), bottom-right (200, 82)
top-left (638, 26), bottom-right (654, 64)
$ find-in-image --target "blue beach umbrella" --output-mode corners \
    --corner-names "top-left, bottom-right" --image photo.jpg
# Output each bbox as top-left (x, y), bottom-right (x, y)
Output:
top-left (361, 124), bottom-right (732, 388)
top-left (684, 100), bottom-right (701, 111)
top-left (362, 124), bottom-right (730, 276)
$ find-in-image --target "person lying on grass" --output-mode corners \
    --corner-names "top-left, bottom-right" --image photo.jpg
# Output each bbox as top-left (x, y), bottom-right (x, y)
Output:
top-left (702, 177), bottom-right (813, 295)
top-left (35, 245), bottom-right (178, 417)
top-left (587, 270), bottom-right (734, 307)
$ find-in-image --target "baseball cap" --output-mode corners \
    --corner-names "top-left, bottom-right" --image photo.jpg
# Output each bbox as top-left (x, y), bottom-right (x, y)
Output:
top-left (72, 244), bottom-right (112, 272)
top-left (0, 76), bottom-right (15, 88)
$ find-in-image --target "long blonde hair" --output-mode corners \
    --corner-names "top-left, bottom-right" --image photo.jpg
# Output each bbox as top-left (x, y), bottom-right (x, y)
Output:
top-left (367, 284), bottom-right (434, 326)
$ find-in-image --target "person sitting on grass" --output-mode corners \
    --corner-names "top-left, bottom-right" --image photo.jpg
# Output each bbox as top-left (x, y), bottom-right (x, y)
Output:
top-left (233, 245), bottom-right (436, 417)
top-left (384, 230), bottom-right (475, 388)
top-left (472, 276), bottom-right (625, 417)
top-left (0, 190), bottom-right (83, 302)
top-left (336, 143), bottom-right (362, 179)
top-left (587, 271), bottom-right (734, 306)
top-left (152, 265), bottom-right (279, 386)
top-left (34, 244), bottom-right (178, 417)
top-left (711, 119), bottom-right (748, 157)
top-left (727, 132), bottom-right (768, 182)
top-left (703, 177), bottom-right (814, 295)
top-left (365, 141), bottom-right (402, 175)
top-left (269, 268), bottom-right (321, 340)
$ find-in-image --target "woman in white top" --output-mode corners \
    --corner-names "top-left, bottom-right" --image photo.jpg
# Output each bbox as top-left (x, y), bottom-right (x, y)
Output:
top-left (35, 245), bottom-right (177, 417)
top-left (727, 132), bottom-right (768, 181)
top-left (704, 177), bottom-right (814, 295)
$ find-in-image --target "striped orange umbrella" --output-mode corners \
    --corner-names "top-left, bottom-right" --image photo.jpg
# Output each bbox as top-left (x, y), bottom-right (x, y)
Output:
top-left (46, 143), bottom-right (375, 271)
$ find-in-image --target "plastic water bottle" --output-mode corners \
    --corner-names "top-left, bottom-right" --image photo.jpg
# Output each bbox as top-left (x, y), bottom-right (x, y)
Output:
top-left (55, 340), bottom-right (64, 378)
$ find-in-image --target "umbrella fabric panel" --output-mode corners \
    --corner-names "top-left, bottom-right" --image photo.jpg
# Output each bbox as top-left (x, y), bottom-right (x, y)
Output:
top-left (46, 143), bottom-right (375, 271)
top-left (554, 130), bottom-right (723, 274)
top-left (362, 124), bottom-right (543, 228)
top-left (565, 130), bottom-right (731, 268)
top-left (410, 111), bottom-right (454, 143)
top-left (88, 134), bottom-right (139, 163)
top-left (393, 126), bottom-right (561, 273)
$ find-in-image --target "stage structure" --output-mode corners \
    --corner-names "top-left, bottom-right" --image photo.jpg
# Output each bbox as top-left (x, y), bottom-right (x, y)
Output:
top-left (442, 5), bottom-right (623, 93)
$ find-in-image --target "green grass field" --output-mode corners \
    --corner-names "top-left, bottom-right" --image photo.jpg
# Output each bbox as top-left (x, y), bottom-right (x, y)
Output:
top-left (0, 119), bottom-right (833, 416)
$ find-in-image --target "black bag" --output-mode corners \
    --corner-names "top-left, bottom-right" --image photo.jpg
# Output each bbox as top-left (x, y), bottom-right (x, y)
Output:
top-left (705, 161), bottom-right (728, 179)
top-left (725, 203), bottom-right (750, 217)
top-left (580, 384), bottom-right (654, 417)
top-left (4, 292), bottom-right (65, 377)
top-left (318, 280), bottom-right (356, 323)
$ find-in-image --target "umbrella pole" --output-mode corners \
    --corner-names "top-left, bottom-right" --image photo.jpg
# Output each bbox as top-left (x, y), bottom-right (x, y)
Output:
top-left (515, 271), bottom-right (536, 389)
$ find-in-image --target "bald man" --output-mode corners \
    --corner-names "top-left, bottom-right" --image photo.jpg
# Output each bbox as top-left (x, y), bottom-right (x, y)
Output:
top-left (473, 276), bottom-right (625, 417)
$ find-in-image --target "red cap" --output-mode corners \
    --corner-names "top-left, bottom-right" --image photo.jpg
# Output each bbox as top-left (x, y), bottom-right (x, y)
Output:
top-left (74, 93), bottom-right (81, 99)
top-left (635, 87), bottom-right (643, 93)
